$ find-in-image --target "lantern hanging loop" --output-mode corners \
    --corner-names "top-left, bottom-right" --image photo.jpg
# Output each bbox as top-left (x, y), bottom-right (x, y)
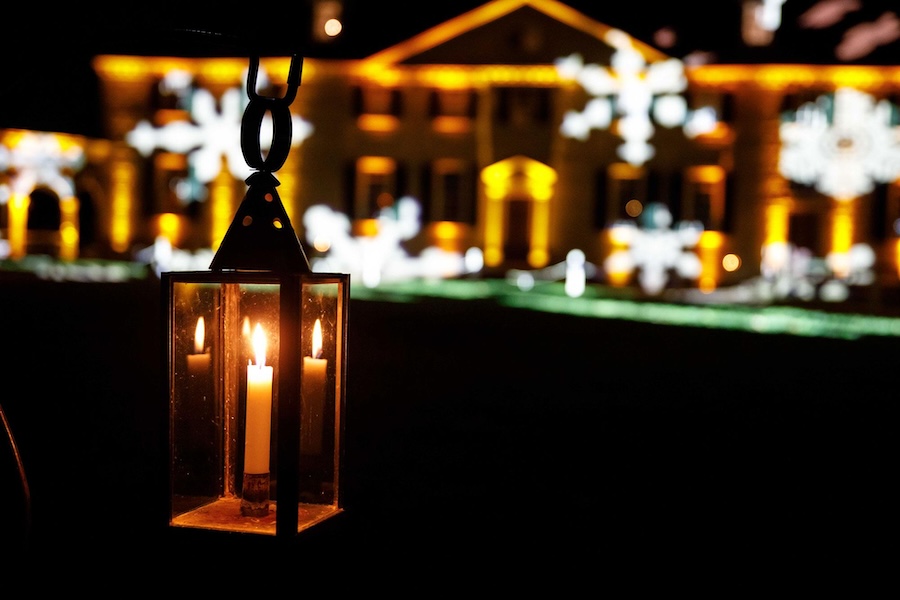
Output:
top-left (209, 53), bottom-right (311, 273)
top-left (242, 54), bottom-right (303, 173)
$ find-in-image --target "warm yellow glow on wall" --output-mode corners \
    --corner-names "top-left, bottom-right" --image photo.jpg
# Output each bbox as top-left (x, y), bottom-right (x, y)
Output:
top-left (895, 240), bottom-right (900, 281)
top-left (358, 156), bottom-right (396, 175)
top-left (7, 192), bottom-right (28, 259)
top-left (210, 165), bottom-right (235, 250)
top-left (831, 200), bottom-right (854, 256)
top-left (427, 221), bottom-right (468, 253)
top-left (688, 63), bottom-right (900, 92)
top-left (155, 213), bottom-right (184, 246)
top-left (480, 157), bottom-right (556, 268)
top-left (764, 200), bottom-right (790, 245)
top-left (604, 229), bottom-right (631, 286)
top-left (353, 218), bottom-right (379, 238)
top-left (432, 116), bottom-right (472, 134)
top-left (357, 114), bottom-right (400, 133)
top-left (58, 196), bottom-right (79, 261)
top-left (110, 160), bottom-right (135, 253)
top-left (697, 230), bottom-right (723, 292)
top-left (93, 56), bottom-right (249, 86)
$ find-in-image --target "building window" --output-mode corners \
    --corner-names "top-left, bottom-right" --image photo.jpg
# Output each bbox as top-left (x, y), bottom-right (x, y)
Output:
top-left (495, 87), bottom-right (550, 126)
top-left (353, 85), bottom-right (402, 117)
top-left (426, 159), bottom-right (476, 224)
top-left (603, 162), bottom-right (648, 225)
top-left (429, 89), bottom-right (476, 134)
top-left (682, 165), bottom-right (727, 230)
top-left (354, 156), bottom-right (398, 219)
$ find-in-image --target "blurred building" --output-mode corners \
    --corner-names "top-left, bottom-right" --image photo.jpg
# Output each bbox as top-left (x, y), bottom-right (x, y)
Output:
top-left (3, 0), bottom-right (900, 299)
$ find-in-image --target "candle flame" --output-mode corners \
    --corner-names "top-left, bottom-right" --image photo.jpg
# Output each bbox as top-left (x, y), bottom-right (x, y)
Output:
top-left (312, 318), bottom-right (323, 359)
top-left (252, 323), bottom-right (267, 367)
top-left (194, 317), bottom-right (205, 354)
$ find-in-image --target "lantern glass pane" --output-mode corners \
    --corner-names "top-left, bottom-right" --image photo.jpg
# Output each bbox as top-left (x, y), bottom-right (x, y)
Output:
top-left (299, 280), bottom-right (344, 508)
top-left (168, 275), bottom-right (283, 534)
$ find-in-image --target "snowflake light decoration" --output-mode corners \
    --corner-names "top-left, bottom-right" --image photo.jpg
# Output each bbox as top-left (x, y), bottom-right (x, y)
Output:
top-left (555, 29), bottom-right (717, 166)
top-left (302, 196), bottom-right (481, 288)
top-left (0, 131), bottom-right (84, 198)
top-left (779, 87), bottom-right (900, 200)
top-left (604, 203), bottom-right (704, 295)
top-left (126, 67), bottom-right (313, 203)
top-left (506, 249), bottom-right (598, 297)
top-left (757, 240), bottom-right (875, 303)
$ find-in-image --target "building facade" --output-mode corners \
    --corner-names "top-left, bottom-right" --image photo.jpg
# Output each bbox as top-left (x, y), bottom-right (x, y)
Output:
top-left (4, 0), bottom-right (900, 301)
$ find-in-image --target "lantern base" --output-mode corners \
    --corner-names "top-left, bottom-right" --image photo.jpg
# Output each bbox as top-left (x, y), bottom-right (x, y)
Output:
top-left (240, 472), bottom-right (270, 517)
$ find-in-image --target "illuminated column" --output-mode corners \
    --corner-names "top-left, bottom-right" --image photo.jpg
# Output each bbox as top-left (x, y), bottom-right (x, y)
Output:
top-left (697, 230), bottom-right (723, 292)
top-left (525, 162), bottom-right (555, 269)
top-left (58, 195), bottom-right (80, 261)
top-left (7, 192), bottom-right (29, 259)
top-left (764, 199), bottom-right (790, 246)
top-left (830, 199), bottom-right (855, 278)
top-left (210, 159), bottom-right (236, 251)
top-left (480, 162), bottom-right (510, 267)
top-left (110, 149), bottom-right (137, 254)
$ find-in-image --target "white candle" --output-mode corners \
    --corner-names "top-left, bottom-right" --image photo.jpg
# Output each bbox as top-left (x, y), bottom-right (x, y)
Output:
top-left (301, 318), bottom-right (327, 455)
top-left (186, 316), bottom-right (211, 376)
top-left (244, 323), bottom-right (273, 475)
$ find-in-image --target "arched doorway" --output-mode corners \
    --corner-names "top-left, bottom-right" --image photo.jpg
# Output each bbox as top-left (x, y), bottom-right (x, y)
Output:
top-left (480, 155), bottom-right (556, 270)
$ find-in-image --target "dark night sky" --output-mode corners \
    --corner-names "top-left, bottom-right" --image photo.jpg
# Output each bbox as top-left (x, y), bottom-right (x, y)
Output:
top-left (1, 1), bottom-right (897, 138)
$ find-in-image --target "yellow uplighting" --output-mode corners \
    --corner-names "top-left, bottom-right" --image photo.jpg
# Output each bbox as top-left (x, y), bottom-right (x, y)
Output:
top-left (427, 221), bottom-right (468, 253)
top-left (58, 196), bottom-right (79, 261)
top-left (353, 218), bottom-right (379, 238)
top-left (687, 63), bottom-right (900, 92)
top-left (155, 213), bottom-right (184, 246)
top-left (110, 160), bottom-right (135, 254)
top-left (357, 114), bottom-right (400, 133)
top-left (210, 166), bottom-right (235, 250)
top-left (764, 200), bottom-right (790, 245)
top-left (831, 201), bottom-right (854, 278)
top-left (432, 116), bottom-right (472, 134)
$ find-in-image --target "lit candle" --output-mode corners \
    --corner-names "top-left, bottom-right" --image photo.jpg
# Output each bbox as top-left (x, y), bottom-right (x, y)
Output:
top-left (301, 318), bottom-right (327, 455)
top-left (244, 323), bottom-right (273, 474)
top-left (186, 316), bottom-right (211, 377)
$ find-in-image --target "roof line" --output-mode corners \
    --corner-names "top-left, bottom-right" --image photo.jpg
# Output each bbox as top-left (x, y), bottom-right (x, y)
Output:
top-left (361, 0), bottom-right (669, 66)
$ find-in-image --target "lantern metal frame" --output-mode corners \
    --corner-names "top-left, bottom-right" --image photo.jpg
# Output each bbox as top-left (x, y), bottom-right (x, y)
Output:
top-left (161, 54), bottom-right (349, 539)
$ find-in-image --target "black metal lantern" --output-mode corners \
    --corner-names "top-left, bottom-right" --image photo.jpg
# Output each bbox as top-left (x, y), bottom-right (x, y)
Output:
top-left (162, 55), bottom-right (349, 539)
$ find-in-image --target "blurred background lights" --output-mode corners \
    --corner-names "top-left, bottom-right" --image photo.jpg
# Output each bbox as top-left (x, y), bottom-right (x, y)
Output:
top-left (625, 199), bottom-right (643, 217)
top-left (324, 18), bottom-right (343, 37)
top-left (313, 0), bottom-right (344, 42)
top-left (722, 253), bottom-right (742, 272)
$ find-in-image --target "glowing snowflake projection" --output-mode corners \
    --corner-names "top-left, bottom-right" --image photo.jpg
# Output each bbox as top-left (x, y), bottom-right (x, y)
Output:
top-left (555, 29), bottom-right (717, 166)
top-left (126, 68), bottom-right (313, 203)
top-left (779, 87), bottom-right (900, 200)
top-left (604, 203), bottom-right (704, 295)
top-left (0, 131), bottom-right (84, 198)
top-left (506, 249), bottom-right (598, 298)
top-left (302, 196), bottom-right (481, 288)
top-left (755, 240), bottom-right (875, 303)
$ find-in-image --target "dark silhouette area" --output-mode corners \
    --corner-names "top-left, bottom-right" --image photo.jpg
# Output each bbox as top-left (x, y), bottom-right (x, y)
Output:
top-left (0, 274), bottom-right (893, 575)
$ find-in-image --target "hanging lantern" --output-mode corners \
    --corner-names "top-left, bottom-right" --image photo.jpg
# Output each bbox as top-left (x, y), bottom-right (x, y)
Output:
top-left (162, 55), bottom-right (349, 540)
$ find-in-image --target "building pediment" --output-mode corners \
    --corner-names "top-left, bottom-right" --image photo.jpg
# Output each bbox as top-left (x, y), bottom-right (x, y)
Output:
top-left (362, 0), bottom-right (668, 68)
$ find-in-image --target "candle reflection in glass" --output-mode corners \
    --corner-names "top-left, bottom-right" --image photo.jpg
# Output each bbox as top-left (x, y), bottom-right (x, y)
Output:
top-left (302, 318), bottom-right (327, 455)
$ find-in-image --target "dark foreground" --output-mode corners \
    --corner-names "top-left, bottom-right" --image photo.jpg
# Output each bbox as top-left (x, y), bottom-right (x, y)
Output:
top-left (1, 275), bottom-right (894, 580)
